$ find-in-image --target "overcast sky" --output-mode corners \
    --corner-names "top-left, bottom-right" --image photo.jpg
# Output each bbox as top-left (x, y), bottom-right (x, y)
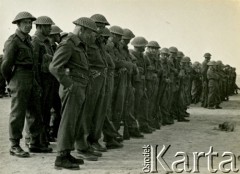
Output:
top-left (1, 0), bottom-right (240, 73)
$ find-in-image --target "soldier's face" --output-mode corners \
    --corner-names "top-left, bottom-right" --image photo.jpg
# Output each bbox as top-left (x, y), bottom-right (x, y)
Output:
top-left (122, 39), bottom-right (130, 45)
top-left (160, 53), bottom-right (168, 61)
top-left (170, 52), bottom-right (177, 58)
top-left (41, 25), bottom-right (52, 36)
top-left (52, 34), bottom-right (61, 43)
top-left (81, 28), bottom-right (96, 45)
top-left (17, 19), bottom-right (33, 34)
top-left (112, 33), bottom-right (122, 44)
top-left (147, 47), bottom-right (158, 54)
top-left (134, 46), bottom-right (145, 53)
top-left (96, 23), bottom-right (106, 34)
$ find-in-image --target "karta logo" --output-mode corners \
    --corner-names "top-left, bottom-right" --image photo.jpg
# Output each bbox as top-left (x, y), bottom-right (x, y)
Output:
top-left (142, 145), bottom-right (239, 173)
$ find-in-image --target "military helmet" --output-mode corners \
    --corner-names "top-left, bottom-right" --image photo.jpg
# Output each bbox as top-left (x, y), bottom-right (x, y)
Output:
top-left (60, 32), bottom-right (68, 38)
top-left (122, 28), bottom-right (135, 40)
top-left (50, 25), bottom-right (63, 35)
top-left (34, 16), bottom-right (55, 25)
top-left (90, 14), bottom-right (110, 25)
top-left (101, 27), bottom-right (111, 37)
top-left (131, 36), bottom-right (148, 47)
top-left (185, 56), bottom-right (191, 62)
top-left (192, 61), bottom-right (200, 67)
top-left (12, 11), bottom-right (36, 24)
top-left (169, 46), bottom-right (178, 53)
top-left (146, 41), bottom-right (160, 48)
top-left (216, 60), bottom-right (223, 65)
top-left (181, 57), bottom-right (190, 63)
top-left (73, 17), bottom-right (98, 32)
top-left (160, 48), bottom-right (169, 54)
top-left (177, 51), bottom-right (184, 57)
top-left (204, 53), bottom-right (211, 58)
top-left (109, 25), bottom-right (124, 36)
top-left (207, 61), bottom-right (216, 66)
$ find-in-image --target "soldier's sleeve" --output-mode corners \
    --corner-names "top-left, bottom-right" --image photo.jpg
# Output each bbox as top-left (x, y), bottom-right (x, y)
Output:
top-left (111, 50), bottom-right (129, 69)
top-left (49, 42), bottom-right (73, 88)
top-left (1, 38), bottom-right (17, 81)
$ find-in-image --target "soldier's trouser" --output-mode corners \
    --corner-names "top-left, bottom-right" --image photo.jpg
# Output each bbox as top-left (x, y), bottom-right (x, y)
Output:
top-left (0, 73), bottom-right (6, 95)
top-left (124, 83), bottom-right (139, 131)
top-left (177, 88), bottom-right (187, 120)
top-left (167, 83), bottom-right (175, 121)
top-left (160, 83), bottom-right (171, 123)
top-left (57, 80), bottom-right (87, 152)
top-left (50, 79), bottom-right (62, 137)
top-left (134, 81), bottom-right (149, 128)
top-left (122, 75), bottom-right (139, 136)
top-left (76, 74), bottom-right (105, 150)
top-left (103, 73), bottom-right (119, 141)
top-left (208, 83), bottom-right (218, 107)
top-left (201, 80), bottom-right (208, 107)
top-left (112, 73), bottom-right (127, 130)
top-left (9, 70), bottom-right (42, 147)
top-left (191, 80), bottom-right (200, 103)
top-left (146, 78), bottom-right (159, 126)
top-left (40, 73), bottom-right (55, 144)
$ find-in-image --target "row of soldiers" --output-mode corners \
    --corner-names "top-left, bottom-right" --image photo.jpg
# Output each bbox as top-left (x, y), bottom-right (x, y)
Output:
top-left (191, 53), bottom-right (238, 109)
top-left (1, 11), bottom-right (238, 170)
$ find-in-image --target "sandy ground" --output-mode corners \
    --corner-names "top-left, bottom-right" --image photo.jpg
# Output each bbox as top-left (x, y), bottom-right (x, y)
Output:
top-left (0, 86), bottom-right (240, 174)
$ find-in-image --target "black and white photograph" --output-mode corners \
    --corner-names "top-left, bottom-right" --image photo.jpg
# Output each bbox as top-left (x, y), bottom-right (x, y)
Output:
top-left (0, 0), bottom-right (240, 173)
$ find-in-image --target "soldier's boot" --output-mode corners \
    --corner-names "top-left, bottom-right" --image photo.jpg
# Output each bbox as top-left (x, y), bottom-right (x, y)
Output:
top-left (177, 113), bottom-right (190, 122)
top-left (106, 139), bottom-right (123, 149)
top-left (10, 139), bottom-right (30, 158)
top-left (55, 152), bottom-right (80, 170)
top-left (215, 105), bottom-right (222, 109)
top-left (28, 135), bottom-right (53, 153)
top-left (139, 125), bottom-right (152, 134)
top-left (91, 142), bottom-right (107, 152)
top-left (129, 128), bottom-right (144, 138)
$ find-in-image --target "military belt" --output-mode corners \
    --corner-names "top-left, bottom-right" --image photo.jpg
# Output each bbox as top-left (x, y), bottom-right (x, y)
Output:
top-left (90, 67), bottom-right (107, 78)
top-left (69, 69), bottom-right (89, 80)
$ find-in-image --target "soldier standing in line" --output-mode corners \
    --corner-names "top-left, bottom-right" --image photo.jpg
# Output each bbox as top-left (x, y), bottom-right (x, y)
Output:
top-left (48, 25), bottom-right (63, 141)
top-left (101, 27), bottom-right (124, 148)
top-left (1, 12), bottom-right (44, 157)
top-left (216, 60), bottom-right (226, 102)
top-left (191, 61), bottom-right (202, 104)
top-left (30, 16), bottom-right (55, 152)
top-left (177, 57), bottom-right (190, 122)
top-left (76, 14), bottom-right (109, 161)
top-left (207, 61), bottom-right (222, 109)
top-left (158, 48), bottom-right (172, 125)
top-left (121, 29), bottom-right (144, 138)
top-left (222, 64), bottom-right (229, 101)
top-left (167, 47), bottom-right (179, 124)
top-left (201, 53), bottom-right (211, 108)
top-left (130, 37), bottom-right (153, 133)
top-left (49, 17), bottom-right (98, 170)
top-left (105, 26), bottom-right (131, 139)
top-left (144, 41), bottom-right (161, 129)
top-left (107, 26), bottom-right (133, 134)
top-left (183, 56), bottom-right (192, 116)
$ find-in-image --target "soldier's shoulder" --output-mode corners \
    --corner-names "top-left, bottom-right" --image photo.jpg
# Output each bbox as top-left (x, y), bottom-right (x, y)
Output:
top-left (4, 34), bottom-right (20, 49)
top-left (56, 39), bottom-right (74, 50)
top-left (5, 34), bottom-right (19, 43)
